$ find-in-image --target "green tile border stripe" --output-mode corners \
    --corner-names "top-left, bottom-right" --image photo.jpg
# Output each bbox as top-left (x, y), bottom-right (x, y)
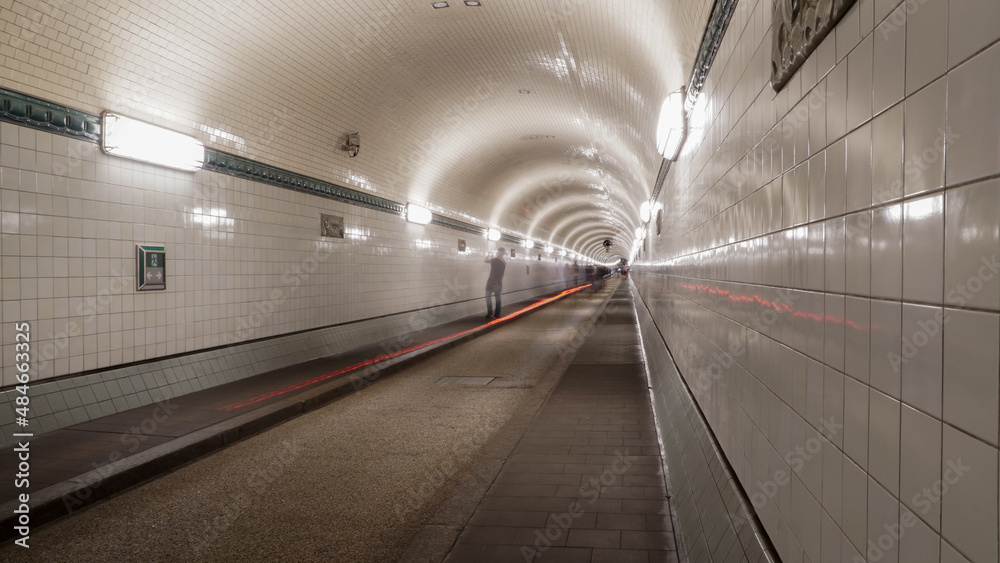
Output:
top-left (0, 85), bottom-right (500, 239)
top-left (430, 214), bottom-right (486, 237)
top-left (203, 149), bottom-right (406, 216)
top-left (0, 87), bottom-right (101, 141)
top-left (687, 0), bottom-right (738, 110)
top-left (650, 157), bottom-right (671, 206)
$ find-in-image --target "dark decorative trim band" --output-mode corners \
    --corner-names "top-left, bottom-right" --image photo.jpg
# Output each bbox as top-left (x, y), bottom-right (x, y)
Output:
top-left (203, 150), bottom-right (509, 241)
top-left (203, 149), bottom-right (406, 215)
top-left (431, 214), bottom-right (486, 236)
top-left (650, 158), bottom-right (671, 205)
top-left (0, 87), bottom-right (101, 141)
top-left (201, 150), bottom-right (528, 244)
top-left (0, 86), bottom-right (520, 243)
top-left (429, 214), bottom-right (529, 247)
top-left (686, 0), bottom-right (739, 111)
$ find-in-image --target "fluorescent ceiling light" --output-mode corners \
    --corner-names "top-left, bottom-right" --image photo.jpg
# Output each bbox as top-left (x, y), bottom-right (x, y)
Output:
top-left (655, 89), bottom-right (686, 160)
top-left (102, 112), bottom-right (204, 171)
top-left (487, 228), bottom-right (502, 241)
top-left (524, 240), bottom-right (535, 249)
top-left (406, 203), bottom-right (433, 225)
top-left (640, 201), bottom-right (651, 223)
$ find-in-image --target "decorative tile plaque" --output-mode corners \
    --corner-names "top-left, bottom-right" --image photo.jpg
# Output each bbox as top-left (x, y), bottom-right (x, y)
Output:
top-left (771, 0), bottom-right (858, 91)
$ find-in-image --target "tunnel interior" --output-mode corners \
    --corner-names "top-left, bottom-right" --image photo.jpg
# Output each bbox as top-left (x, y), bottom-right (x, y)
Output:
top-left (1, 0), bottom-right (999, 562)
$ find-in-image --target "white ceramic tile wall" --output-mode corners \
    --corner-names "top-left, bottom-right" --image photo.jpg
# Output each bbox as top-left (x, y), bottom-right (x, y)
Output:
top-left (634, 286), bottom-right (773, 563)
top-left (0, 122), bottom-right (574, 443)
top-left (635, 0), bottom-right (1000, 561)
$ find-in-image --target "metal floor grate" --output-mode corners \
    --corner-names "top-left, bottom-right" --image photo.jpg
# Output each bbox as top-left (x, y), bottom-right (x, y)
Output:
top-left (436, 376), bottom-right (495, 386)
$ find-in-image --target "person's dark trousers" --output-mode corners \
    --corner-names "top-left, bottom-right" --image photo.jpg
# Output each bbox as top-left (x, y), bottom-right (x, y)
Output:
top-left (485, 287), bottom-right (502, 317)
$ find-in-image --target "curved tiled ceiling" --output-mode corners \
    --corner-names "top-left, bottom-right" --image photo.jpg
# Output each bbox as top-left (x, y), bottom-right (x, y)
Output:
top-left (0, 0), bottom-right (713, 260)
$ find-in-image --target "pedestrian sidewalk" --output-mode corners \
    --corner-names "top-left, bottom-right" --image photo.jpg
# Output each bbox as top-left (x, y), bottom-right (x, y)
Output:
top-left (401, 283), bottom-right (681, 563)
top-left (0, 284), bottom-right (594, 543)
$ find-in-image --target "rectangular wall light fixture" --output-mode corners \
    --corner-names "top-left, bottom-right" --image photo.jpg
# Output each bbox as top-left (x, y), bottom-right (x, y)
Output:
top-left (406, 203), bottom-right (433, 225)
top-left (101, 112), bottom-right (205, 172)
top-left (655, 88), bottom-right (686, 161)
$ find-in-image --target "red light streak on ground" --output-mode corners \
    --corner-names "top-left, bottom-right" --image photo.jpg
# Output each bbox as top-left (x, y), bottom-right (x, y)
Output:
top-left (220, 284), bottom-right (592, 412)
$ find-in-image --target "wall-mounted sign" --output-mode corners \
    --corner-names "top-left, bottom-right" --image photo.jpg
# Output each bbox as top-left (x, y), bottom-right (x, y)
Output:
top-left (458, 239), bottom-right (466, 252)
top-left (137, 245), bottom-right (166, 291)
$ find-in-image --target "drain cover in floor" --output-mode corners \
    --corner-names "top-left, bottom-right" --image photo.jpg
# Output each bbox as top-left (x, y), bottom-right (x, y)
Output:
top-left (436, 376), bottom-right (495, 385)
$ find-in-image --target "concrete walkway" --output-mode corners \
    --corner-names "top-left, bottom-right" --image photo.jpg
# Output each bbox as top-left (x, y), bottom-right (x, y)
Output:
top-left (0, 283), bottom-right (594, 545)
top-left (0, 281), bottom-right (622, 561)
top-left (439, 284), bottom-right (679, 563)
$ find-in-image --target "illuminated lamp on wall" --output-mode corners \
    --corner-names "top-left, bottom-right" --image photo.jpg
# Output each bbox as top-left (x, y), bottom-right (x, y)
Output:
top-left (639, 201), bottom-right (651, 223)
top-left (406, 203), bottom-right (433, 225)
top-left (101, 112), bottom-right (204, 172)
top-left (655, 87), bottom-right (687, 161)
top-left (487, 228), bottom-right (502, 241)
top-left (545, 245), bottom-right (554, 253)
top-left (524, 239), bottom-right (535, 249)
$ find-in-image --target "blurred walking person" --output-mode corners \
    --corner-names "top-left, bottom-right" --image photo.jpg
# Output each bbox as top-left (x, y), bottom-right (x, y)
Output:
top-left (484, 247), bottom-right (507, 319)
